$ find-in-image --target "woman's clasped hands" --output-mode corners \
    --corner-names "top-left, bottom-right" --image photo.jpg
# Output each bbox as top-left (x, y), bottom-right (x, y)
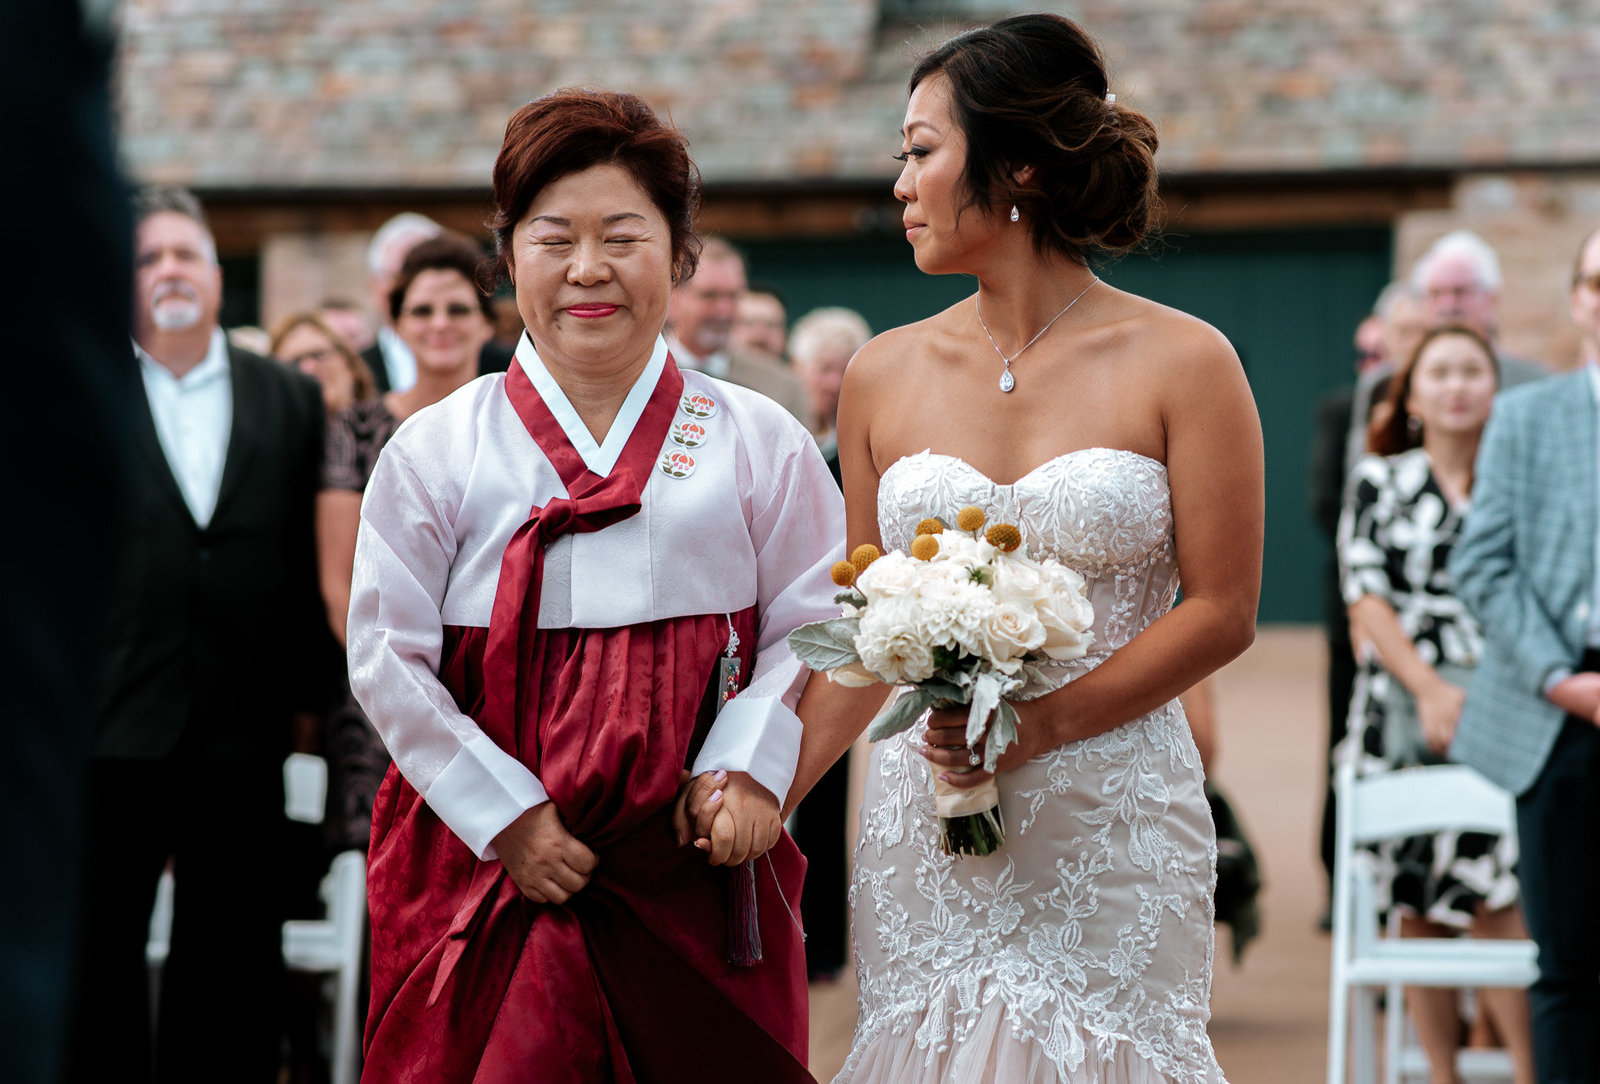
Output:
top-left (493, 768), bottom-right (784, 905)
top-left (674, 769), bottom-right (783, 866)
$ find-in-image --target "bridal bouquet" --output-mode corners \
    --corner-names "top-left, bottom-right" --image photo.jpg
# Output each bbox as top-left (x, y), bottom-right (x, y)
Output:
top-left (788, 507), bottom-right (1094, 856)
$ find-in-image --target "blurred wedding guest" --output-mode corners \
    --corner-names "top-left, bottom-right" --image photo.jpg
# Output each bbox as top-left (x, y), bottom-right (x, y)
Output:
top-left (1450, 224), bottom-right (1600, 1082)
top-left (1344, 282), bottom-right (1430, 478)
top-left (1, 3), bottom-right (133, 1080)
top-left (67, 186), bottom-right (330, 1084)
top-left (360, 212), bottom-right (442, 393)
top-left (1411, 229), bottom-right (1548, 387)
top-left (731, 283), bottom-right (789, 362)
top-left (781, 304), bottom-right (870, 984)
top-left (1338, 325), bottom-right (1534, 1082)
top-left (666, 235), bottom-right (742, 375)
top-left (490, 291), bottom-right (526, 352)
top-left (362, 215), bottom-right (513, 391)
top-left (318, 296), bottom-right (376, 353)
top-left (1310, 297), bottom-right (1401, 922)
top-left (668, 237), bottom-right (807, 416)
top-left (315, 231), bottom-right (495, 852)
top-left (270, 310), bottom-right (378, 415)
top-left (347, 88), bottom-right (840, 1079)
top-left (788, 305), bottom-right (870, 479)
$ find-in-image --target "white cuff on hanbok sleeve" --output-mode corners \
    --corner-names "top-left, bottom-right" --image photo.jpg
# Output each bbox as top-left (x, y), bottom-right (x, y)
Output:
top-left (424, 734), bottom-right (549, 861)
top-left (691, 695), bottom-right (802, 808)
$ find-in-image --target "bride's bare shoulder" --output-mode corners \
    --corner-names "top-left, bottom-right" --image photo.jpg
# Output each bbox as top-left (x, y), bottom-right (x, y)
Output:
top-left (1100, 289), bottom-right (1241, 379)
top-left (844, 299), bottom-right (969, 390)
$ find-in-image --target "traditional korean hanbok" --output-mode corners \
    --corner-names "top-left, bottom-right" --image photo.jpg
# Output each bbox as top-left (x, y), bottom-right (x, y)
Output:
top-left (347, 334), bottom-right (844, 1082)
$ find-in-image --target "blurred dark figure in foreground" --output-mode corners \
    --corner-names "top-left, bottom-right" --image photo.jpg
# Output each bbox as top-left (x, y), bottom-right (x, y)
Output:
top-left (0, 2), bottom-right (134, 1081)
top-left (67, 186), bottom-right (330, 1083)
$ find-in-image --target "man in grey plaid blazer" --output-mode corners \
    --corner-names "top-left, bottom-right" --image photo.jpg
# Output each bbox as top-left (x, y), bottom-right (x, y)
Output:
top-left (1449, 224), bottom-right (1600, 1082)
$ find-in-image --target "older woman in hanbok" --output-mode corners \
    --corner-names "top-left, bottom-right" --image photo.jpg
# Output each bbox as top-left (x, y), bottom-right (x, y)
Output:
top-left (346, 89), bottom-right (843, 1081)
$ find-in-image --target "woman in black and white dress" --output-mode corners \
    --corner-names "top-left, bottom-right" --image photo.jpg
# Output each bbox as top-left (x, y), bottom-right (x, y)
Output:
top-left (1338, 324), bottom-right (1533, 1082)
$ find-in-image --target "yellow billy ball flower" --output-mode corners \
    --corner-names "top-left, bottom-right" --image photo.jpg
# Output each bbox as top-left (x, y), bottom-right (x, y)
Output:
top-left (915, 518), bottom-right (944, 536)
top-left (910, 534), bottom-right (940, 561)
top-left (831, 561), bottom-right (858, 587)
top-left (850, 543), bottom-right (882, 571)
top-left (985, 524), bottom-right (1022, 552)
top-left (956, 506), bottom-right (986, 532)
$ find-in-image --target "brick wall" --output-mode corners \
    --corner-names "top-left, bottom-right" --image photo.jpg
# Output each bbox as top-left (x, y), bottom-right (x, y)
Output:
top-left (118, 1), bottom-right (1600, 190)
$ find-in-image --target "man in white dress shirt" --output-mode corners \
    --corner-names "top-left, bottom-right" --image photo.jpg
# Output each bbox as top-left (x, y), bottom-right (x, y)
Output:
top-left (69, 188), bottom-right (329, 1083)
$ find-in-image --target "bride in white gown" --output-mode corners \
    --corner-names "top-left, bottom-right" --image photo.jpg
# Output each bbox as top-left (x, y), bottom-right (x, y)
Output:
top-left (785, 14), bottom-right (1264, 1082)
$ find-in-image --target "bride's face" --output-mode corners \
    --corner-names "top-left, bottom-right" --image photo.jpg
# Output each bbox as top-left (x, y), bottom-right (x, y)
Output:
top-left (894, 74), bottom-right (993, 275)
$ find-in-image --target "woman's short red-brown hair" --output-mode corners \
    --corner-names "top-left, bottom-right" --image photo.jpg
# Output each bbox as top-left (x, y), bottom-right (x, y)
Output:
top-left (485, 89), bottom-right (702, 289)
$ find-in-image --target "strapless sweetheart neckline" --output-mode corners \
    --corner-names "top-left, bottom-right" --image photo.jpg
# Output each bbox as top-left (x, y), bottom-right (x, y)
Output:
top-left (889, 446), bottom-right (1167, 490)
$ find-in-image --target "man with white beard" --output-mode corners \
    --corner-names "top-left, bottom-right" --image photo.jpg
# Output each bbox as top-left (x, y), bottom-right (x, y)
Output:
top-left (67, 187), bottom-right (332, 1083)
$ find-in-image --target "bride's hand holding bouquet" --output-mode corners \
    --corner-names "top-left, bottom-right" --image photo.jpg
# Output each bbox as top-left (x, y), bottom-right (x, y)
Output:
top-left (787, 506), bottom-right (1094, 856)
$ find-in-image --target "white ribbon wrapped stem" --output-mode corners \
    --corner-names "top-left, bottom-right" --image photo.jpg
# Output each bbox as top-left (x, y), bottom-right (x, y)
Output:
top-left (935, 771), bottom-right (1002, 817)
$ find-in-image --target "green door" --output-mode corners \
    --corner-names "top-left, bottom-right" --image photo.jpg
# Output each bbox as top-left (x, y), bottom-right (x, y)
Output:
top-left (740, 225), bottom-right (1391, 622)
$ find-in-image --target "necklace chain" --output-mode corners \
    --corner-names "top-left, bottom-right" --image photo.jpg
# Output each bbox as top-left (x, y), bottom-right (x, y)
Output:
top-left (976, 276), bottom-right (1099, 392)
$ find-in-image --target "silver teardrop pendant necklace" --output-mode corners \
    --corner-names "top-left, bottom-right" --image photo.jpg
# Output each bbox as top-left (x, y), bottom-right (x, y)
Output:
top-left (977, 276), bottom-right (1099, 392)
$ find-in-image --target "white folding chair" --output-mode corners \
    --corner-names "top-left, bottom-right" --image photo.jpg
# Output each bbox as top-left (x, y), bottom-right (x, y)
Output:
top-left (145, 755), bottom-right (367, 1084)
top-left (283, 848), bottom-right (367, 1084)
top-left (1326, 760), bottom-right (1537, 1084)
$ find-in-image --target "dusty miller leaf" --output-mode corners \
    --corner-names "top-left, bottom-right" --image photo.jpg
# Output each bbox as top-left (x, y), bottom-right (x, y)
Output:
top-left (984, 699), bottom-right (1021, 772)
top-left (787, 618), bottom-right (861, 672)
top-left (866, 687), bottom-right (938, 742)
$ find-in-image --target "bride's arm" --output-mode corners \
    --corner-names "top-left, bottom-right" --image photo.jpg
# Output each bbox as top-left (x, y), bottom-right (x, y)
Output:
top-left (783, 337), bottom-right (898, 816)
top-left (928, 317), bottom-right (1263, 783)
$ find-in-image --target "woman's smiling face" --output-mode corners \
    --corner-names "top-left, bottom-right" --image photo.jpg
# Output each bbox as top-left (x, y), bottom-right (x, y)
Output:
top-left (1405, 331), bottom-right (1498, 438)
top-left (509, 162), bottom-right (675, 377)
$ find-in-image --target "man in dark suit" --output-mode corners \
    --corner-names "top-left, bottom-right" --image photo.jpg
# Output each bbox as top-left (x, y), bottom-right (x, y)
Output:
top-left (68, 187), bottom-right (330, 1083)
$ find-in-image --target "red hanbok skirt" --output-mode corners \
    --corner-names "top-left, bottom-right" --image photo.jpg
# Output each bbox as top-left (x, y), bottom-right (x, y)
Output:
top-left (362, 609), bottom-right (812, 1082)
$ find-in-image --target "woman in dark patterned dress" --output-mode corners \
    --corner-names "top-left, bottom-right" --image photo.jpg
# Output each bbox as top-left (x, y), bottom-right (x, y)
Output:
top-left (1337, 324), bottom-right (1534, 1081)
top-left (316, 231), bottom-right (496, 849)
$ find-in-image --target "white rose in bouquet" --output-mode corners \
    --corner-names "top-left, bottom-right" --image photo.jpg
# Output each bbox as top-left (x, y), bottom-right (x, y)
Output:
top-left (993, 551), bottom-right (1050, 607)
top-left (931, 532), bottom-right (998, 571)
top-left (978, 599), bottom-right (1047, 667)
top-left (854, 594), bottom-right (939, 685)
top-left (855, 549), bottom-right (923, 601)
top-left (1036, 563), bottom-right (1095, 661)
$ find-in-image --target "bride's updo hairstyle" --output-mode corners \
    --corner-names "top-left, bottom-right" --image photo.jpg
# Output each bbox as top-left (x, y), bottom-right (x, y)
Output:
top-left (486, 88), bottom-right (703, 289)
top-left (911, 13), bottom-right (1160, 259)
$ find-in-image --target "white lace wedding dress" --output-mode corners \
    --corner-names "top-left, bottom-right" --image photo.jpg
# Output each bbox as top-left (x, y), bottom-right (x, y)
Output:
top-left (836, 449), bottom-right (1226, 1083)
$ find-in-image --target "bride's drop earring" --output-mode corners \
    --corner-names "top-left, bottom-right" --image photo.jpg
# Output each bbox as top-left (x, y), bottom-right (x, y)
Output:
top-left (1010, 205), bottom-right (1020, 223)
